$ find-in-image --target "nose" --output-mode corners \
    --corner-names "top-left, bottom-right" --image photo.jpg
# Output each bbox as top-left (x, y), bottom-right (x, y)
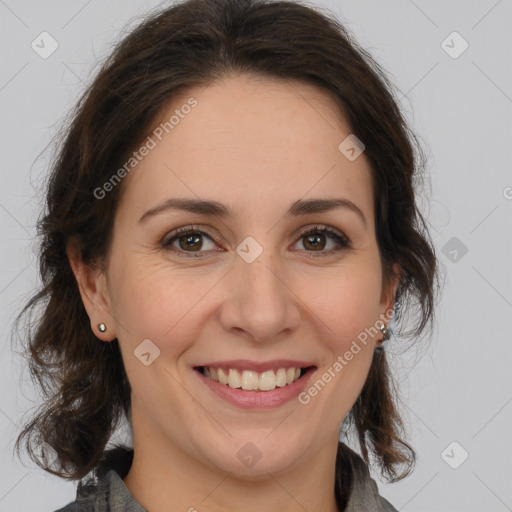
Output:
top-left (218, 249), bottom-right (301, 343)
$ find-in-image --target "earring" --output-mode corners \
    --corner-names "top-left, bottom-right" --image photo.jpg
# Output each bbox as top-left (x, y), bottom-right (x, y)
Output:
top-left (379, 323), bottom-right (389, 343)
top-left (97, 323), bottom-right (107, 333)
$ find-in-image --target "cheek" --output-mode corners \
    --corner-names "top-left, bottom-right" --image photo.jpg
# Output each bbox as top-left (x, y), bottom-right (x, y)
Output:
top-left (309, 259), bottom-right (384, 346)
top-left (305, 265), bottom-right (381, 420)
top-left (108, 257), bottom-right (210, 352)
top-left (108, 243), bottom-right (384, 359)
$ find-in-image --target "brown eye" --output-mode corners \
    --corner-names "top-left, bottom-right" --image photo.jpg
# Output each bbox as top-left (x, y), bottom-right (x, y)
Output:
top-left (161, 224), bottom-right (350, 259)
top-left (294, 225), bottom-right (350, 257)
top-left (162, 226), bottom-right (219, 257)
top-left (175, 233), bottom-right (203, 251)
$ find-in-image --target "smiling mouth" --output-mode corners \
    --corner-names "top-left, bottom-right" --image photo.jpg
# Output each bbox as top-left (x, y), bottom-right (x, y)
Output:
top-left (194, 366), bottom-right (315, 392)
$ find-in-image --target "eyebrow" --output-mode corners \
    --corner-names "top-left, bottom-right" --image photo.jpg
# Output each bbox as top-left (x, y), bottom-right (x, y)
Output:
top-left (138, 197), bottom-right (367, 227)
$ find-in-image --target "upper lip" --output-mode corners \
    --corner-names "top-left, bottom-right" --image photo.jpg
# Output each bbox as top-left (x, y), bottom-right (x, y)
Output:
top-left (194, 359), bottom-right (317, 372)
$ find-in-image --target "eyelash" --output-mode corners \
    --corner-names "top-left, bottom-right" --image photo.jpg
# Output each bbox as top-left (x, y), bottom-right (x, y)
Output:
top-left (161, 224), bottom-right (351, 259)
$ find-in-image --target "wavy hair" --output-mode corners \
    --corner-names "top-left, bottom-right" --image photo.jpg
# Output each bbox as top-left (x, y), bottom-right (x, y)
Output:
top-left (13, 0), bottom-right (439, 487)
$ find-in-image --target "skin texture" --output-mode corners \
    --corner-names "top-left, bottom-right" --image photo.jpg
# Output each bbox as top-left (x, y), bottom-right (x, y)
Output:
top-left (68, 73), bottom-right (399, 512)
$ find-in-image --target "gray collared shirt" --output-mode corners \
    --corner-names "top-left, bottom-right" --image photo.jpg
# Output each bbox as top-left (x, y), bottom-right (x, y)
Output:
top-left (54, 443), bottom-right (398, 512)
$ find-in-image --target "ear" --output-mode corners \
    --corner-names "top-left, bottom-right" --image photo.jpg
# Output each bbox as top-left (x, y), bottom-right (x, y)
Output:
top-left (66, 239), bottom-right (116, 342)
top-left (380, 262), bottom-right (401, 320)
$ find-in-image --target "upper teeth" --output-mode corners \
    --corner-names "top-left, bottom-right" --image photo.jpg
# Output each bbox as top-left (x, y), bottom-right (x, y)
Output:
top-left (202, 367), bottom-right (303, 391)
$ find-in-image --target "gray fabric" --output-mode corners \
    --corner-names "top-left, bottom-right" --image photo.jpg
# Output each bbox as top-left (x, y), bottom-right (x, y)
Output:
top-left (346, 464), bottom-right (398, 512)
top-left (54, 443), bottom-right (398, 512)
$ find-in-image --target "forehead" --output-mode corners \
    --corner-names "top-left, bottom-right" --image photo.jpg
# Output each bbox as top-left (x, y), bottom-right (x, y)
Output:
top-left (117, 74), bottom-right (374, 223)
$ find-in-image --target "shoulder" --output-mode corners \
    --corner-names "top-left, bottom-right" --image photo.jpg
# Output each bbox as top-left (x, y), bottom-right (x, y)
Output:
top-left (52, 447), bottom-right (145, 512)
top-left (338, 442), bottom-right (399, 512)
top-left (51, 474), bottom-right (111, 512)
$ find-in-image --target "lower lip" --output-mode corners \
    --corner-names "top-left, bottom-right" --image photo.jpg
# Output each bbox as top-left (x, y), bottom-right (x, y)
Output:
top-left (194, 368), bottom-right (316, 409)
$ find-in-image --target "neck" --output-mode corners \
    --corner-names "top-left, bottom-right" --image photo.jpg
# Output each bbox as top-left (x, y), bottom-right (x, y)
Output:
top-left (123, 427), bottom-right (344, 512)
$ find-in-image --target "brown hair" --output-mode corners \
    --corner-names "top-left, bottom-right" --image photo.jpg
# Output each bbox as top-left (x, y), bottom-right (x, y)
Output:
top-left (13, 0), bottom-right (439, 489)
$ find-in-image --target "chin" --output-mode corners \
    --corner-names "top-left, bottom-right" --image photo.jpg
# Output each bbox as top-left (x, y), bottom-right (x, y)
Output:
top-left (206, 432), bottom-right (308, 479)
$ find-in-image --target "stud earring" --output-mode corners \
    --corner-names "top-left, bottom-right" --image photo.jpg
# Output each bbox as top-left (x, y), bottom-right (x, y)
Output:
top-left (379, 323), bottom-right (389, 342)
top-left (97, 323), bottom-right (107, 333)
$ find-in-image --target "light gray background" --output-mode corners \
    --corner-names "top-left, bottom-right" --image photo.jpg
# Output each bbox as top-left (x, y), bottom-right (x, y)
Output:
top-left (1, 1), bottom-right (511, 511)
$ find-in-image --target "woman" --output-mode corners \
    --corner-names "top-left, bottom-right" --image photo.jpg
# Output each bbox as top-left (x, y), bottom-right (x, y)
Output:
top-left (14, 0), bottom-right (439, 510)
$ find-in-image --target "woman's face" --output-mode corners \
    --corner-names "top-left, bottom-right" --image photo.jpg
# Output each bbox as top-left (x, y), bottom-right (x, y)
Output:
top-left (87, 74), bottom-right (398, 477)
